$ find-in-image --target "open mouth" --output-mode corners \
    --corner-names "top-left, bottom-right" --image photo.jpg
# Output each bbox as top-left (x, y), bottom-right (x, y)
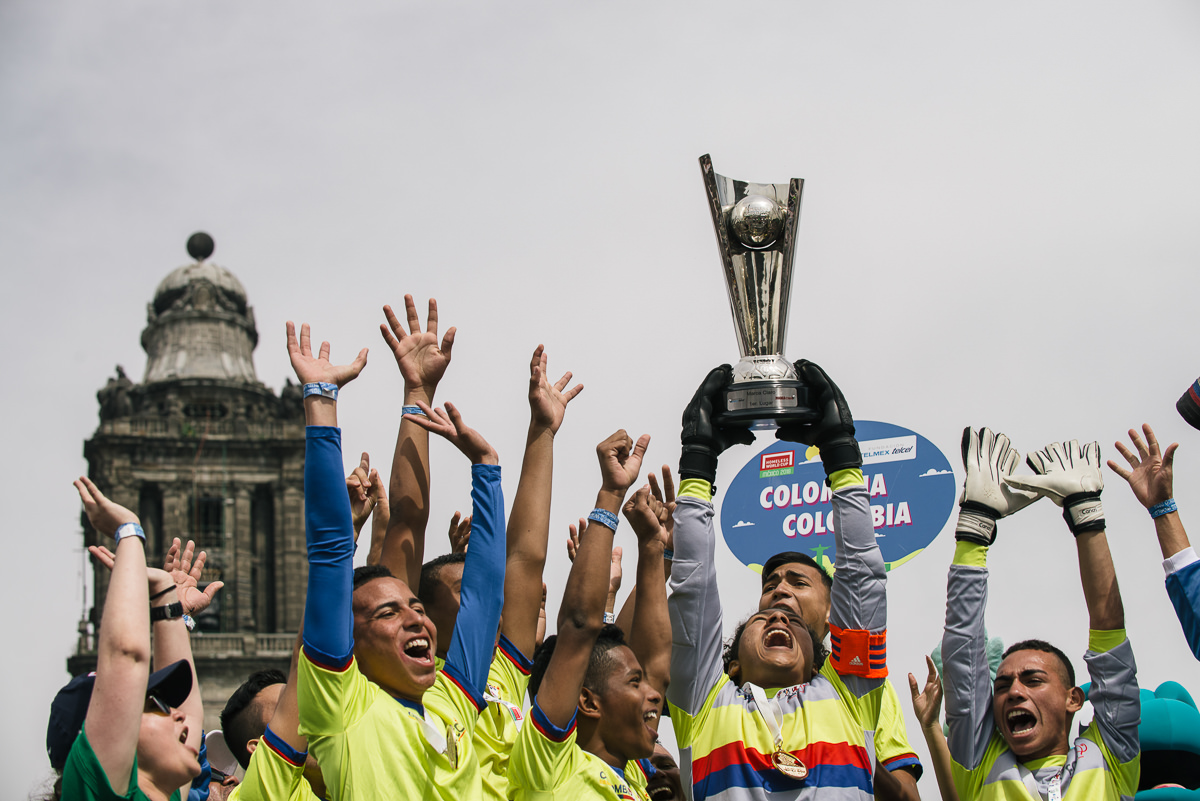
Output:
top-left (764, 628), bottom-right (794, 649)
top-left (1006, 709), bottom-right (1037, 736)
top-left (403, 637), bottom-right (433, 665)
top-left (647, 780), bottom-right (675, 800)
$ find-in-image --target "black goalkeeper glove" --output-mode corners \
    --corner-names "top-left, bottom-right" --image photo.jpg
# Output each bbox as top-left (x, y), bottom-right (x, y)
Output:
top-left (679, 365), bottom-right (755, 487)
top-left (776, 360), bottom-right (862, 476)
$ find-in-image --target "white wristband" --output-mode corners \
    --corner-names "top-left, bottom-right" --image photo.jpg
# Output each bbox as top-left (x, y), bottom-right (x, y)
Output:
top-left (114, 523), bottom-right (146, 544)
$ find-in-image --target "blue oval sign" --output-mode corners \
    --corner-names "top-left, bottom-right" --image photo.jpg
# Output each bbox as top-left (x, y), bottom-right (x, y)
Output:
top-left (719, 420), bottom-right (957, 574)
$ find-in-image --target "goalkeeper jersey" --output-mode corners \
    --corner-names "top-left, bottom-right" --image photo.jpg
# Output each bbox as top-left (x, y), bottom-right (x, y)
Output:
top-left (942, 542), bottom-right (1140, 799)
top-left (668, 473), bottom-right (904, 800)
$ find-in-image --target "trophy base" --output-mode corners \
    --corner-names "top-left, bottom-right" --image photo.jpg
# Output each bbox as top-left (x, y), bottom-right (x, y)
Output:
top-left (718, 378), bottom-right (821, 430)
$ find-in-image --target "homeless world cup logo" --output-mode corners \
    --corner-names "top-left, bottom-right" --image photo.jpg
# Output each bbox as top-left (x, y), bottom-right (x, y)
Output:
top-left (721, 420), bottom-right (957, 573)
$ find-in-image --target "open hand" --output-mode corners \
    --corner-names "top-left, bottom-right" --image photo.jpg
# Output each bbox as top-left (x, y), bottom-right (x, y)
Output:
top-left (286, 322), bottom-right (367, 387)
top-left (527, 345), bottom-right (583, 434)
top-left (1108, 424), bottom-right (1176, 509)
top-left (908, 655), bottom-right (944, 731)
top-left (74, 476), bottom-right (139, 538)
top-left (448, 511), bottom-right (472, 554)
top-left (165, 538), bottom-right (224, 616)
top-left (404, 401), bottom-right (499, 465)
top-left (380, 296), bottom-right (455, 394)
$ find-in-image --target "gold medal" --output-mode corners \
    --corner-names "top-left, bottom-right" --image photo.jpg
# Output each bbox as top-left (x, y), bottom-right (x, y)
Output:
top-left (772, 749), bottom-right (808, 780)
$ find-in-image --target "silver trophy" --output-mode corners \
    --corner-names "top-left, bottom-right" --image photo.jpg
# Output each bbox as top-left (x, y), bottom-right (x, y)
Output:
top-left (700, 154), bottom-right (819, 429)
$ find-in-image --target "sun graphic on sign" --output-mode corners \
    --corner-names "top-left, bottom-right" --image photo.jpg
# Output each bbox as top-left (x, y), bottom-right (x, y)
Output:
top-left (805, 445), bottom-right (820, 462)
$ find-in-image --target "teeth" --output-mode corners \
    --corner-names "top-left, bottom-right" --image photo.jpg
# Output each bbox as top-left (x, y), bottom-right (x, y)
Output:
top-left (644, 710), bottom-right (659, 721)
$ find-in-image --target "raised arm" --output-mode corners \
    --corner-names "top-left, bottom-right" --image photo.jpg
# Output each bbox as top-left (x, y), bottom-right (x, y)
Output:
top-left (502, 345), bottom-right (583, 658)
top-left (1109, 424), bottom-right (1200, 657)
top-left (942, 428), bottom-right (1038, 776)
top-left (288, 321), bottom-right (368, 668)
top-left (379, 296), bottom-right (455, 590)
top-left (536, 430), bottom-right (648, 729)
top-left (623, 487), bottom-right (671, 699)
top-left (403, 400), bottom-right (504, 695)
top-left (347, 452), bottom-right (388, 567)
top-left (668, 366), bottom-right (753, 714)
top-left (908, 656), bottom-right (959, 801)
top-left (75, 477), bottom-right (158, 794)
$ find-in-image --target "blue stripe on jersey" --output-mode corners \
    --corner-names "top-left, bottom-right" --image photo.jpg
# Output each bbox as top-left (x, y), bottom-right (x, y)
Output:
top-left (263, 726), bottom-right (307, 767)
top-left (699, 758), bottom-right (873, 798)
top-left (529, 698), bottom-right (576, 742)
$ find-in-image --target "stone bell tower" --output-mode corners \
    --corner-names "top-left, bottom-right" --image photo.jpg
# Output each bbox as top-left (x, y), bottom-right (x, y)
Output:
top-left (71, 233), bottom-right (308, 728)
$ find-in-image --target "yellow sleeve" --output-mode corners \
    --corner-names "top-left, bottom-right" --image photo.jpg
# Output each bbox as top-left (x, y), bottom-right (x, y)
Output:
top-left (509, 700), bottom-right (583, 794)
top-left (872, 679), bottom-right (923, 776)
top-left (296, 649), bottom-right (375, 738)
top-left (235, 734), bottom-right (306, 801)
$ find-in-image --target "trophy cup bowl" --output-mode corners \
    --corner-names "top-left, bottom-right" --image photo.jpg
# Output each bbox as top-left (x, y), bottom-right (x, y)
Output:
top-left (700, 154), bottom-right (820, 429)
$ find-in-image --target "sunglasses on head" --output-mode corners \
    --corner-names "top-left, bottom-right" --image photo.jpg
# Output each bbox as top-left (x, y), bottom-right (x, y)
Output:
top-left (145, 694), bottom-right (172, 716)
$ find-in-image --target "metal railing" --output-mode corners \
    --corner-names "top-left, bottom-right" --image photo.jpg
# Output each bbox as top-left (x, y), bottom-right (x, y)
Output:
top-left (77, 632), bottom-right (297, 658)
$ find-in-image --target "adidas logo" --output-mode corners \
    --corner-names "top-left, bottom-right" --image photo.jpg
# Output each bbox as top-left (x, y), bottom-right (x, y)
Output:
top-left (849, 656), bottom-right (863, 666)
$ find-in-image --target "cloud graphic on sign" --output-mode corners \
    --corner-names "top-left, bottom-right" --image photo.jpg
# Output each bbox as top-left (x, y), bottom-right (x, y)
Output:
top-left (920, 468), bottom-right (953, 477)
top-left (732, 520), bottom-right (755, 528)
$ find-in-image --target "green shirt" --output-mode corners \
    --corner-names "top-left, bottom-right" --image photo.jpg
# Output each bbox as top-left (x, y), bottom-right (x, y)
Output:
top-left (62, 729), bottom-right (182, 801)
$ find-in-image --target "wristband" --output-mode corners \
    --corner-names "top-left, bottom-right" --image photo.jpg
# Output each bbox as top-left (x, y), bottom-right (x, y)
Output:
top-left (1150, 498), bottom-right (1178, 519)
top-left (401, 405), bottom-right (427, 417)
top-left (663, 548), bottom-right (674, 561)
top-left (182, 614), bottom-right (196, 632)
top-left (587, 508), bottom-right (619, 531)
top-left (114, 523), bottom-right (146, 544)
top-left (150, 601), bottom-right (185, 622)
top-left (149, 585), bottom-right (175, 601)
top-left (603, 612), bottom-right (616, 624)
top-left (302, 382), bottom-right (338, 400)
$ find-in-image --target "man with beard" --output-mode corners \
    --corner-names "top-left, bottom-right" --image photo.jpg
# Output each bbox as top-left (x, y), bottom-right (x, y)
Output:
top-left (667, 361), bottom-right (893, 798)
top-left (942, 430), bottom-right (1140, 799)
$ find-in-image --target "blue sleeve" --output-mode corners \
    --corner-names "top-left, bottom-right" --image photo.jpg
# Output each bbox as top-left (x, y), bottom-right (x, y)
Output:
top-left (1167, 560), bottom-right (1200, 661)
top-left (445, 463), bottom-right (505, 695)
top-left (302, 426), bottom-right (355, 668)
top-left (187, 733), bottom-right (211, 801)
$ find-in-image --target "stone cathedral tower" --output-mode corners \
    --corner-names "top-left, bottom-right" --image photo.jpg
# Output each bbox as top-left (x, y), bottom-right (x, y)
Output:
top-left (70, 233), bottom-right (306, 728)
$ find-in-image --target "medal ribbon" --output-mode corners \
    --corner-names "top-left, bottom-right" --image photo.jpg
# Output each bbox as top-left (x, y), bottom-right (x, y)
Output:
top-left (1017, 763), bottom-right (1062, 801)
top-left (747, 683), bottom-right (786, 754)
top-left (483, 691), bottom-right (525, 729)
top-left (401, 702), bottom-right (447, 754)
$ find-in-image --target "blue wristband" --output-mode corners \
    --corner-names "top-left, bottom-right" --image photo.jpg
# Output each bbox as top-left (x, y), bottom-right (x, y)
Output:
top-left (1149, 498), bottom-right (1178, 518)
top-left (587, 508), bottom-right (620, 531)
top-left (302, 382), bottom-right (338, 400)
top-left (401, 405), bottom-right (426, 417)
top-left (114, 522), bottom-right (146, 544)
top-left (663, 548), bottom-right (674, 561)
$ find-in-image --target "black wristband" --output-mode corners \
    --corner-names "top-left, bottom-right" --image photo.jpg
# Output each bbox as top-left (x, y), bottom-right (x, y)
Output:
top-left (817, 436), bottom-right (863, 476)
top-left (679, 447), bottom-right (718, 486)
top-left (150, 601), bottom-right (184, 622)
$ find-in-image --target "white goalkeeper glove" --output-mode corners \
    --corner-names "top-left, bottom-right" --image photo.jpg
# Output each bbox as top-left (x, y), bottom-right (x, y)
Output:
top-left (955, 427), bottom-right (1041, 546)
top-left (1003, 440), bottom-right (1105, 536)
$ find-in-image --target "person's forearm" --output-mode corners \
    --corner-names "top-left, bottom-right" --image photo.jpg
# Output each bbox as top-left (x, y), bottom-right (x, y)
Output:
top-left (446, 464), bottom-right (506, 694)
top-left (302, 426), bottom-right (356, 665)
top-left (1077, 529), bottom-right (1124, 631)
top-left (666, 490), bottom-right (724, 713)
top-left (1155, 511), bottom-right (1191, 559)
top-left (942, 542), bottom-right (994, 771)
top-left (630, 540), bottom-right (670, 696)
top-left (382, 387), bottom-right (434, 589)
top-left (828, 470), bottom-right (886, 634)
top-left (99, 536), bottom-right (153, 668)
top-left (151, 586), bottom-right (203, 748)
top-left (922, 724), bottom-right (961, 801)
top-left (500, 424), bottom-right (554, 656)
top-left (558, 490), bottom-right (622, 632)
top-left (269, 629), bottom-right (308, 753)
top-left (365, 497), bottom-right (388, 567)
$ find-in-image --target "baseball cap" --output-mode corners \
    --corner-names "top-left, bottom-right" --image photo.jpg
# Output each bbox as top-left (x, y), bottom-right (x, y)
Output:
top-left (46, 659), bottom-right (193, 771)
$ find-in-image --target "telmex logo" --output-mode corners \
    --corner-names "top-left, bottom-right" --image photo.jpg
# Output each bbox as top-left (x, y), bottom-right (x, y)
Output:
top-left (761, 451), bottom-right (795, 471)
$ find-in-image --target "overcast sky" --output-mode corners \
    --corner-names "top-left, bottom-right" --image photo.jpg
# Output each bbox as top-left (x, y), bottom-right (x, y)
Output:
top-left (4, 1), bottom-right (1200, 796)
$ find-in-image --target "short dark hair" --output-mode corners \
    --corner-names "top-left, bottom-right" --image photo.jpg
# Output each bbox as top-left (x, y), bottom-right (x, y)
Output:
top-left (1001, 639), bottom-right (1076, 687)
top-left (761, 551), bottom-right (833, 591)
top-left (722, 614), bottom-right (828, 685)
top-left (529, 624), bottom-right (628, 701)
top-left (353, 563), bottom-right (394, 591)
top-left (219, 669), bottom-right (287, 770)
top-left (419, 552), bottom-right (466, 606)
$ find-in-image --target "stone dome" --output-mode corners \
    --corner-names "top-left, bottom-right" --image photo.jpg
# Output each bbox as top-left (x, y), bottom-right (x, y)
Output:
top-left (141, 234), bottom-right (260, 384)
top-left (153, 261), bottom-right (248, 317)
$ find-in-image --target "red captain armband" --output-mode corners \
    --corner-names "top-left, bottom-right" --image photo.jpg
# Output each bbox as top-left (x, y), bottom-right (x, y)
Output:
top-left (829, 624), bottom-right (887, 678)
